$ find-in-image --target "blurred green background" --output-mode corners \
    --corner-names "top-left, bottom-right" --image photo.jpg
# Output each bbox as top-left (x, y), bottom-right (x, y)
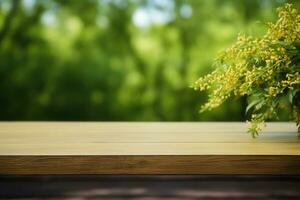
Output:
top-left (0, 0), bottom-right (299, 121)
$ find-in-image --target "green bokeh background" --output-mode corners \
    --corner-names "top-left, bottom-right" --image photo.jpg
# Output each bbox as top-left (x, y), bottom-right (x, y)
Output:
top-left (0, 0), bottom-right (299, 121)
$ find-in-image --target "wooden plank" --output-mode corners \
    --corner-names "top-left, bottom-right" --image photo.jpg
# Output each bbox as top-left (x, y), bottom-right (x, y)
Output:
top-left (1, 143), bottom-right (300, 155)
top-left (0, 122), bottom-right (297, 134)
top-left (0, 122), bottom-right (298, 144)
top-left (1, 156), bottom-right (300, 175)
top-left (0, 122), bottom-right (300, 174)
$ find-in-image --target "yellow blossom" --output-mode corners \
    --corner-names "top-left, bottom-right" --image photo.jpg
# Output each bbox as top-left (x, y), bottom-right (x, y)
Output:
top-left (193, 4), bottom-right (300, 137)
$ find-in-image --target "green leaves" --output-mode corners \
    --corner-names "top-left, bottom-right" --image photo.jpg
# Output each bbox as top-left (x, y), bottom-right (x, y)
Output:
top-left (194, 3), bottom-right (300, 136)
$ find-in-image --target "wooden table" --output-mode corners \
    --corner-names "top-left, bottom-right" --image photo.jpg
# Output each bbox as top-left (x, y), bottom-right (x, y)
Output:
top-left (0, 122), bottom-right (300, 174)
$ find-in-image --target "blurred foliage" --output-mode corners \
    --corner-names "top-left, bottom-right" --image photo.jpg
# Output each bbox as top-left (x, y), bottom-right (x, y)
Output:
top-left (0, 0), bottom-right (299, 121)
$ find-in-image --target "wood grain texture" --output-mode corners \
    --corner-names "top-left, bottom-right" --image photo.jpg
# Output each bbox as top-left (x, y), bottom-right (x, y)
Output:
top-left (1, 155), bottom-right (300, 175)
top-left (0, 122), bottom-right (300, 174)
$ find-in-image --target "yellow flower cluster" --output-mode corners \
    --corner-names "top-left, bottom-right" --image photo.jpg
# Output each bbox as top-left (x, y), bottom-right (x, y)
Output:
top-left (193, 4), bottom-right (300, 137)
top-left (268, 4), bottom-right (300, 42)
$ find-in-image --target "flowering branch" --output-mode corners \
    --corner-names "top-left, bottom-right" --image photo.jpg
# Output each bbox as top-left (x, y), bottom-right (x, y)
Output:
top-left (193, 4), bottom-right (300, 137)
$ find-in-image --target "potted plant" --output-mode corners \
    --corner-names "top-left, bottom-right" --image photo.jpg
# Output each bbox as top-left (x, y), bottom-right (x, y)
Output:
top-left (193, 4), bottom-right (300, 137)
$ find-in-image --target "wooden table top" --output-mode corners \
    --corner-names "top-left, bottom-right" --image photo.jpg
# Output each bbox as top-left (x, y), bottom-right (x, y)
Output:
top-left (0, 122), bottom-right (300, 174)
